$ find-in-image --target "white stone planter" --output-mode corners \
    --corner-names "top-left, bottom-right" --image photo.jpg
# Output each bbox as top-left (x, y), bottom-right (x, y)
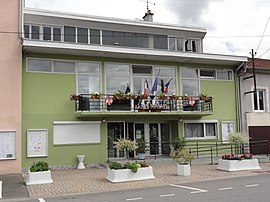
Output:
top-left (177, 163), bottom-right (191, 176)
top-left (107, 166), bottom-right (155, 183)
top-left (218, 159), bottom-right (261, 172)
top-left (26, 170), bottom-right (53, 185)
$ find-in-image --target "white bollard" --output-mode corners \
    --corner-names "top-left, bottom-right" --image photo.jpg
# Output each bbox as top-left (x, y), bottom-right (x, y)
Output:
top-left (0, 181), bottom-right (2, 199)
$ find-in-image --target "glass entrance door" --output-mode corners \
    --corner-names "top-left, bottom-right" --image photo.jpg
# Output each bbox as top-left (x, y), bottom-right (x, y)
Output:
top-left (107, 122), bottom-right (125, 158)
top-left (149, 123), bottom-right (159, 155)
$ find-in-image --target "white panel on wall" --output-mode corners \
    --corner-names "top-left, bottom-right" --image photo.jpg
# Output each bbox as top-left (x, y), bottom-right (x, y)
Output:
top-left (0, 131), bottom-right (16, 160)
top-left (53, 121), bottom-right (101, 145)
top-left (27, 129), bottom-right (48, 157)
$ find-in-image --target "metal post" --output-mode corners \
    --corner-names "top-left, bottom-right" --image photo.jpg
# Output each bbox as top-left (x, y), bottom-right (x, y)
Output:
top-left (231, 144), bottom-right (233, 155)
top-left (210, 146), bottom-right (213, 165)
top-left (216, 141), bottom-right (218, 157)
top-left (196, 142), bottom-right (199, 158)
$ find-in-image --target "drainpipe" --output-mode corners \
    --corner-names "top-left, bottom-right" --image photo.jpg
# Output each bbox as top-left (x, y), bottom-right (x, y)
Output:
top-left (235, 61), bottom-right (247, 133)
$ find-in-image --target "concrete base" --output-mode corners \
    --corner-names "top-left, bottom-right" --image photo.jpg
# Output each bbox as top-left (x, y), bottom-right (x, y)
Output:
top-left (177, 164), bottom-right (191, 176)
top-left (107, 166), bottom-right (155, 183)
top-left (217, 159), bottom-right (261, 172)
top-left (26, 170), bottom-right (53, 185)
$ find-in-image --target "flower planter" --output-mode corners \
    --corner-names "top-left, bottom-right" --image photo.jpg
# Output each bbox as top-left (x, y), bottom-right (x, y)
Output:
top-left (107, 166), bottom-right (155, 183)
top-left (217, 159), bottom-right (261, 172)
top-left (26, 170), bottom-right (53, 185)
top-left (177, 163), bottom-right (191, 176)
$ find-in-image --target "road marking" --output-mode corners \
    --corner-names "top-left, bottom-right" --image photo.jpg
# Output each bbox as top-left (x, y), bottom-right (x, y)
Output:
top-left (169, 184), bottom-right (208, 194)
top-left (126, 197), bottom-right (143, 201)
top-left (219, 187), bottom-right (233, 191)
top-left (0, 181), bottom-right (2, 199)
top-left (245, 184), bottom-right (259, 188)
top-left (160, 193), bottom-right (175, 197)
top-left (38, 198), bottom-right (46, 202)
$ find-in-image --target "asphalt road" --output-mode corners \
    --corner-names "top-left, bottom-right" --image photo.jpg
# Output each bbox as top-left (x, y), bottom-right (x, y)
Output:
top-left (17, 173), bottom-right (270, 202)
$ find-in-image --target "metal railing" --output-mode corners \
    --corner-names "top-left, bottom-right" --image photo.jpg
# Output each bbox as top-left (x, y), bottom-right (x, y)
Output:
top-left (74, 94), bottom-right (213, 113)
top-left (108, 140), bottom-right (269, 164)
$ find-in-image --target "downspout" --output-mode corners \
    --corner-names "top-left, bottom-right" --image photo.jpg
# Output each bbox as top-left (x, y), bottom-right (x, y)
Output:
top-left (235, 62), bottom-right (246, 133)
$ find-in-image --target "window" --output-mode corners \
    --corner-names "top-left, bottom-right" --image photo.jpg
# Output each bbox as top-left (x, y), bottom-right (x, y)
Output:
top-left (200, 69), bottom-right (215, 79)
top-left (64, 26), bottom-right (76, 42)
top-left (185, 39), bottom-right (199, 52)
top-left (43, 26), bottom-right (51, 41)
top-left (217, 70), bottom-right (232, 80)
top-left (53, 28), bottom-right (61, 41)
top-left (184, 122), bottom-right (217, 138)
top-left (253, 90), bottom-right (265, 111)
top-left (90, 29), bottom-right (100, 44)
top-left (24, 25), bottom-right (30, 39)
top-left (105, 63), bottom-right (130, 94)
top-left (31, 25), bottom-right (40, 40)
top-left (77, 62), bottom-right (100, 94)
top-left (53, 61), bottom-right (75, 73)
top-left (132, 65), bottom-right (152, 74)
top-left (154, 35), bottom-right (168, 50)
top-left (77, 27), bottom-right (88, 44)
top-left (181, 67), bottom-right (199, 96)
top-left (28, 59), bottom-right (52, 72)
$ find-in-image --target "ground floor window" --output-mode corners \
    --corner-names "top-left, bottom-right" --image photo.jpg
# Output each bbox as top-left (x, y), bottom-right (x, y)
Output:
top-left (184, 121), bottom-right (217, 139)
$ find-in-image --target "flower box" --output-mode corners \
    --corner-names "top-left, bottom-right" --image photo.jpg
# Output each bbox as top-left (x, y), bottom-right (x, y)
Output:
top-left (26, 170), bottom-right (53, 185)
top-left (217, 159), bottom-right (261, 172)
top-left (106, 166), bottom-right (155, 183)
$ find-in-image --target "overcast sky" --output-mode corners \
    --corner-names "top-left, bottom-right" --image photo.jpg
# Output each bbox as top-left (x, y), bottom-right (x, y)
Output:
top-left (25, 0), bottom-right (270, 59)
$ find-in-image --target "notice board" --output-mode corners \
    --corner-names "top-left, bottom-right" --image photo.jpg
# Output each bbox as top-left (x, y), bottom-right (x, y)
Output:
top-left (0, 131), bottom-right (16, 160)
top-left (27, 129), bottom-right (48, 157)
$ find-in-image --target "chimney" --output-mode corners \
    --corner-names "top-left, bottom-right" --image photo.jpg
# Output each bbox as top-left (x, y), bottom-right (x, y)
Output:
top-left (143, 9), bottom-right (154, 22)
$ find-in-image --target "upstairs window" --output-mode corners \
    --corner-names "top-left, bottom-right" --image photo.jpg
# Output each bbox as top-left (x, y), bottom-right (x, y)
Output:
top-left (77, 27), bottom-right (88, 44)
top-left (185, 39), bottom-right (199, 52)
top-left (31, 25), bottom-right (40, 40)
top-left (200, 69), bottom-right (215, 79)
top-left (253, 89), bottom-right (265, 111)
top-left (64, 26), bottom-right (76, 42)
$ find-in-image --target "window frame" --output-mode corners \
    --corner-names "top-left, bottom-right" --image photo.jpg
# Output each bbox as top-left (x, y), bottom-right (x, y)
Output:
top-left (183, 120), bottom-right (218, 139)
top-left (252, 86), bottom-right (268, 112)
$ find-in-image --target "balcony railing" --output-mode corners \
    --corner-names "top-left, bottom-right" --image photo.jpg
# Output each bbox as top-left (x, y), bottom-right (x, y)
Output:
top-left (72, 94), bottom-right (213, 113)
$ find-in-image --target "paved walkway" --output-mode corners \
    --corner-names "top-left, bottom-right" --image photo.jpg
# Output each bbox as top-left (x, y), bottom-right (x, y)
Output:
top-left (22, 161), bottom-right (270, 199)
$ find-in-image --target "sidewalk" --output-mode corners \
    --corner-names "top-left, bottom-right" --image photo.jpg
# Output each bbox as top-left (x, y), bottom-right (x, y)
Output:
top-left (22, 160), bottom-right (270, 199)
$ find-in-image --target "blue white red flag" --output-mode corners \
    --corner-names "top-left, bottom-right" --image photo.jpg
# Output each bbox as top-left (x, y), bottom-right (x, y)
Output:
top-left (164, 78), bottom-right (173, 94)
top-left (144, 79), bottom-right (149, 96)
top-left (151, 69), bottom-right (160, 95)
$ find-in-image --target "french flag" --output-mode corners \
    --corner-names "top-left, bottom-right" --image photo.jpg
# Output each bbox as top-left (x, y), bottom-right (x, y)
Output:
top-left (164, 78), bottom-right (173, 94)
top-left (144, 79), bottom-right (149, 96)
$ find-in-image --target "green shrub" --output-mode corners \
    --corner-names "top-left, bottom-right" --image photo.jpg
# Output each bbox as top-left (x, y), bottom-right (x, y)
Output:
top-left (126, 163), bottom-right (140, 173)
top-left (30, 161), bottom-right (49, 172)
top-left (109, 161), bottom-right (123, 170)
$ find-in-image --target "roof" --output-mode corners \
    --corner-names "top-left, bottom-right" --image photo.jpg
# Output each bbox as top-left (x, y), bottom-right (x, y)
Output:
top-left (247, 58), bottom-right (270, 68)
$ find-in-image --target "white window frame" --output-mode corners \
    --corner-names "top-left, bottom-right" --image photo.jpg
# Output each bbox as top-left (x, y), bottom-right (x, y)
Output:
top-left (180, 66), bottom-right (200, 96)
top-left (221, 121), bottom-right (235, 143)
top-left (252, 86), bottom-right (269, 112)
top-left (199, 69), bottom-right (233, 81)
top-left (183, 120), bottom-right (219, 139)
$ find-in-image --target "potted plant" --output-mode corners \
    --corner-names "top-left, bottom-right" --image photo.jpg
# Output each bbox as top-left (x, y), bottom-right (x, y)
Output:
top-left (70, 94), bottom-right (79, 101)
top-left (181, 94), bottom-right (189, 100)
top-left (171, 149), bottom-right (194, 176)
top-left (107, 161), bottom-right (155, 183)
top-left (114, 138), bottom-right (138, 161)
top-left (90, 92), bottom-right (101, 99)
top-left (170, 94), bottom-right (179, 100)
top-left (26, 161), bottom-right (53, 185)
top-left (218, 153), bottom-right (261, 172)
top-left (136, 142), bottom-right (149, 160)
top-left (158, 92), bottom-right (167, 100)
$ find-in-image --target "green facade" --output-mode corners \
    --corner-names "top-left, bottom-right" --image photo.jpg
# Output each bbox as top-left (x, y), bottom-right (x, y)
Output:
top-left (22, 54), bottom-right (238, 169)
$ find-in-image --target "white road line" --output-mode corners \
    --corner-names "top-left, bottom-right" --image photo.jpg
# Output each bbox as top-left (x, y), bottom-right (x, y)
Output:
top-left (38, 198), bottom-right (46, 202)
top-left (245, 184), bottom-right (259, 188)
top-left (219, 187), bottom-right (233, 191)
top-left (169, 184), bottom-right (208, 194)
top-left (126, 197), bottom-right (143, 201)
top-left (0, 181), bottom-right (2, 199)
top-left (160, 193), bottom-right (175, 197)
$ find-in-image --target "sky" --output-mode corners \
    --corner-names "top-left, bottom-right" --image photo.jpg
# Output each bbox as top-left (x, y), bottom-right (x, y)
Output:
top-left (24, 0), bottom-right (270, 59)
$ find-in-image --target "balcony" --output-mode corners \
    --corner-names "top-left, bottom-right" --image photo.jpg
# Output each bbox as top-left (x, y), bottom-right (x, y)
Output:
top-left (72, 94), bottom-right (213, 118)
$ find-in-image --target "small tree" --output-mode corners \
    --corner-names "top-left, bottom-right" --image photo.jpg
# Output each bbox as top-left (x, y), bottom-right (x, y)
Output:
top-left (114, 138), bottom-right (138, 161)
top-left (228, 132), bottom-right (249, 154)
